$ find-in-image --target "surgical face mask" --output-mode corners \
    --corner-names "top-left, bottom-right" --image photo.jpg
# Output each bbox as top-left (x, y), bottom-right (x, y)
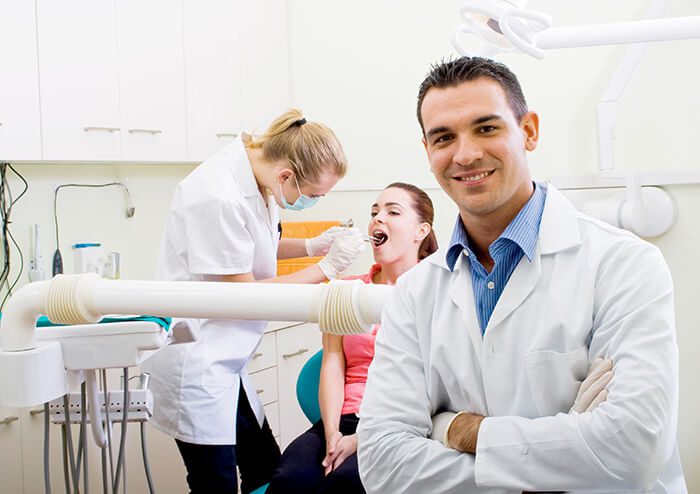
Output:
top-left (279, 175), bottom-right (320, 211)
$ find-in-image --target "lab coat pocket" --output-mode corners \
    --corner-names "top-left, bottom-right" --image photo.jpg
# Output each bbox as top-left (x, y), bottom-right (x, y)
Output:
top-left (524, 346), bottom-right (588, 417)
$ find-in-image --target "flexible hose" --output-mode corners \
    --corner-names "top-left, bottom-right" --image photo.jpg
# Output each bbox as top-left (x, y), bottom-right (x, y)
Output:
top-left (86, 370), bottom-right (107, 448)
top-left (63, 395), bottom-right (78, 491)
top-left (102, 370), bottom-right (116, 490)
top-left (113, 368), bottom-right (130, 494)
top-left (61, 425), bottom-right (70, 494)
top-left (140, 423), bottom-right (155, 494)
top-left (44, 402), bottom-right (52, 494)
top-left (81, 382), bottom-right (89, 494)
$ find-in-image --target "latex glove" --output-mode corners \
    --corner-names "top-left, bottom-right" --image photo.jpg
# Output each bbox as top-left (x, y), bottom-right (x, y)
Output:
top-left (570, 357), bottom-right (614, 413)
top-left (305, 226), bottom-right (348, 257)
top-left (317, 228), bottom-right (365, 279)
top-left (430, 411), bottom-right (456, 445)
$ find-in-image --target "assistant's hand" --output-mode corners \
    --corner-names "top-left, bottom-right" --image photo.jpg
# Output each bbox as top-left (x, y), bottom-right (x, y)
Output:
top-left (305, 226), bottom-right (347, 257)
top-left (317, 228), bottom-right (365, 280)
top-left (322, 433), bottom-right (358, 475)
top-left (570, 357), bottom-right (614, 413)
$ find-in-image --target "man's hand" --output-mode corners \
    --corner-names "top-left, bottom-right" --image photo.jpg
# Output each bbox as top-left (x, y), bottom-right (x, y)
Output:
top-left (570, 358), bottom-right (613, 413)
top-left (445, 412), bottom-right (484, 454)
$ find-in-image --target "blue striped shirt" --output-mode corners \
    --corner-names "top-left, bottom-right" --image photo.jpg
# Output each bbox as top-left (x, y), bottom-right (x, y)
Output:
top-left (446, 183), bottom-right (547, 334)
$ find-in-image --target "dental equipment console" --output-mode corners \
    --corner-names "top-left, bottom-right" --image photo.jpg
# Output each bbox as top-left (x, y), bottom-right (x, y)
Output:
top-left (0, 274), bottom-right (391, 493)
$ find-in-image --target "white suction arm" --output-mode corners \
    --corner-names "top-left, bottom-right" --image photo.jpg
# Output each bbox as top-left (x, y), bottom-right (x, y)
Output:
top-left (0, 276), bottom-right (393, 352)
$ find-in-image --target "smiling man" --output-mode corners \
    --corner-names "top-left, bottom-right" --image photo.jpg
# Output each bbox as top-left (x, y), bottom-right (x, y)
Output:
top-left (357, 57), bottom-right (686, 493)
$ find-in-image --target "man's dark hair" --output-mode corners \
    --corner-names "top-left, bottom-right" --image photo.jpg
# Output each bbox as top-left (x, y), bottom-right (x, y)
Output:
top-left (416, 57), bottom-right (528, 135)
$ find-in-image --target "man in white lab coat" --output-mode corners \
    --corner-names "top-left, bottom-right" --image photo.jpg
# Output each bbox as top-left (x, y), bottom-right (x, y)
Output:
top-left (357, 57), bottom-right (686, 493)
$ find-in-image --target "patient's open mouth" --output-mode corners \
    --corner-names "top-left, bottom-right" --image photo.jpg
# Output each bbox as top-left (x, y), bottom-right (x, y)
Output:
top-left (372, 231), bottom-right (388, 247)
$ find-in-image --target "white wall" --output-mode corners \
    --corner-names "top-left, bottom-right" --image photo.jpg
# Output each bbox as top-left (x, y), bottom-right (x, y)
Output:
top-left (2, 1), bottom-right (698, 491)
top-left (285, 0), bottom-right (700, 490)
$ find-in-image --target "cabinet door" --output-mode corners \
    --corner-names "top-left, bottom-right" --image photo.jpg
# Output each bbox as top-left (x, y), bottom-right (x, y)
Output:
top-left (237, 0), bottom-right (290, 132)
top-left (0, 407), bottom-right (23, 492)
top-left (117, 0), bottom-right (187, 162)
top-left (37, 0), bottom-right (121, 161)
top-left (276, 323), bottom-right (322, 449)
top-left (183, 0), bottom-right (244, 161)
top-left (0, 0), bottom-right (42, 161)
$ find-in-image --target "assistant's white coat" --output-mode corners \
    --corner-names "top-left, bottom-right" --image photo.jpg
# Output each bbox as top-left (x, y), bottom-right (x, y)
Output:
top-left (142, 134), bottom-right (279, 444)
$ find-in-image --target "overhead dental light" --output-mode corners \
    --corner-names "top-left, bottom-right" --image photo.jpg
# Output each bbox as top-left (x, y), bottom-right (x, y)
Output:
top-left (454, 0), bottom-right (700, 59)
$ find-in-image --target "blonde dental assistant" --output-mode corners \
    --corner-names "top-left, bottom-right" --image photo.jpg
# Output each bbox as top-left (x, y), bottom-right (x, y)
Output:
top-left (143, 109), bottom-right (365, 494)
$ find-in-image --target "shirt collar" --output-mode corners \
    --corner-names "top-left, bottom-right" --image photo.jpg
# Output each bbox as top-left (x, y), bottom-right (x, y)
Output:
top-left (445, 182), bottom-right (546, 271)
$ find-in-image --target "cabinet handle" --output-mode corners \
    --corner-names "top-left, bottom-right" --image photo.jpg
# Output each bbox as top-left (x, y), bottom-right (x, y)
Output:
top-left (216, 132), bottom-right (238, 138)
top-left (253, 352), bottom-right (263, 359)
top-left (84, 126), bottom-right (120, 132)
top-left (256, 389), bottom-right (264, 394)
top-left (128, 128), bottom-right (163, 135)
top-left (282, 348), bottom-right (309, 359)
top-left (0, 416), bottom-right (19, 425)
top-left (30, 408), bottom-right (45, 416)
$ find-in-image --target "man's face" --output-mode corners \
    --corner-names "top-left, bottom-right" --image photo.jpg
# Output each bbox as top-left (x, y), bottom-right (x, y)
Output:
top-left (421, 78), bottom-right (539, 222)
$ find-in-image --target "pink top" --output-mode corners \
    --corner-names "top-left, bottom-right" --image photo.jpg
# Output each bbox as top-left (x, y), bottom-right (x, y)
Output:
top-left (340, 264), bottom-right (382, 415)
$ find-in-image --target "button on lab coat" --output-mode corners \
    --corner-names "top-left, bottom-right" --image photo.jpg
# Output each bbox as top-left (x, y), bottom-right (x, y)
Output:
top-left (142, 134), bottom-right (279, 445)
top-left (358, 184), bottom-right (686, 493)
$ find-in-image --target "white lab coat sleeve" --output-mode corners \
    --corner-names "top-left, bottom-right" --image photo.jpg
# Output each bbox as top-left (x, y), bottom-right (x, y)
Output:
top-left (184, 195), bottom-right (255, 275)
top-left (475, 241), bottom-right (678, 492)
top-left (357, 277), bottom-right (491, 494)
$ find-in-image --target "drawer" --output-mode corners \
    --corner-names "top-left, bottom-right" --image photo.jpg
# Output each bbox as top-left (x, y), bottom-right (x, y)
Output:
top-left (248, 366), bottom-right (278, 405)
top-left (264, 401), bottom-right (280, 438)
top-left (276, 323), bottom-right (321, 364)
top-left (248, 332), bottom-right (276, 373)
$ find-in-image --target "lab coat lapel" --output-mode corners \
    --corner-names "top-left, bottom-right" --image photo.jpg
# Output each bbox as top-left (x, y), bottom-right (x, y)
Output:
top-left (447, 257), bottom-right (483, 359)
top-left (485, 183), bottom-right (581, 331)
top-left (486, 247), bottom-right (541, 331)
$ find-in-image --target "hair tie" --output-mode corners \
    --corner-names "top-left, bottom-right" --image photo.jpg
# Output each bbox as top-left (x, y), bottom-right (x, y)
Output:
top-left (291, 118), bottom-right (306, 128)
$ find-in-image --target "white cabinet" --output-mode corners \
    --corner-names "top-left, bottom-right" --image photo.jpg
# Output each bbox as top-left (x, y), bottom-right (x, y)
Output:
top-left (0, 0), bottom-right (42, 160)
top-left (0, 407), bottom-right (23, 493)
top-left (247, 322), bottom-right (322, 449)
top-left (36, 0), bottom-right (121, 161)
top-left (116, 0), bottom-right (187, 162)
top-left (183, 0), bottom-right (290, 161)
top-left (36, 0), bottom-right (187, 162)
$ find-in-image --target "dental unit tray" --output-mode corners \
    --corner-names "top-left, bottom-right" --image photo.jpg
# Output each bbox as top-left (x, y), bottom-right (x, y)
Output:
top-left (35, 320), bottom-right (168, 370)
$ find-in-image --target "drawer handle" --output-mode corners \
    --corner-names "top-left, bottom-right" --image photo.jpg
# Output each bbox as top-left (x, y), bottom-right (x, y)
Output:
top-left (30, 408), bottom-right (45, 416)
top-left (0, 416), bottom-right (19, 425)
top-left (216, 132), bottom-right (238, 138)
top-left (253, 352), bottom-right (263, 359)
top-left (282, 348), bottom-right (309, 359)
top-left (84, 126), bottom-right (120, 133)
top-left (128, 128), bottom-right (163, 135)
top-left (256, 389), bottom-right (264, 394)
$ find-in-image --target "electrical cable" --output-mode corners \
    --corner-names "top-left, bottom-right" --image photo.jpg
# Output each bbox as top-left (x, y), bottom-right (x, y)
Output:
top-left (44, 402), bottom-right (52, 494)
top-left (52, 182), bottom-right (134, 276)
top-left (140, 422), bottom-right (155, 494)
top-left (0, 162), bottom-right (29, 311)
